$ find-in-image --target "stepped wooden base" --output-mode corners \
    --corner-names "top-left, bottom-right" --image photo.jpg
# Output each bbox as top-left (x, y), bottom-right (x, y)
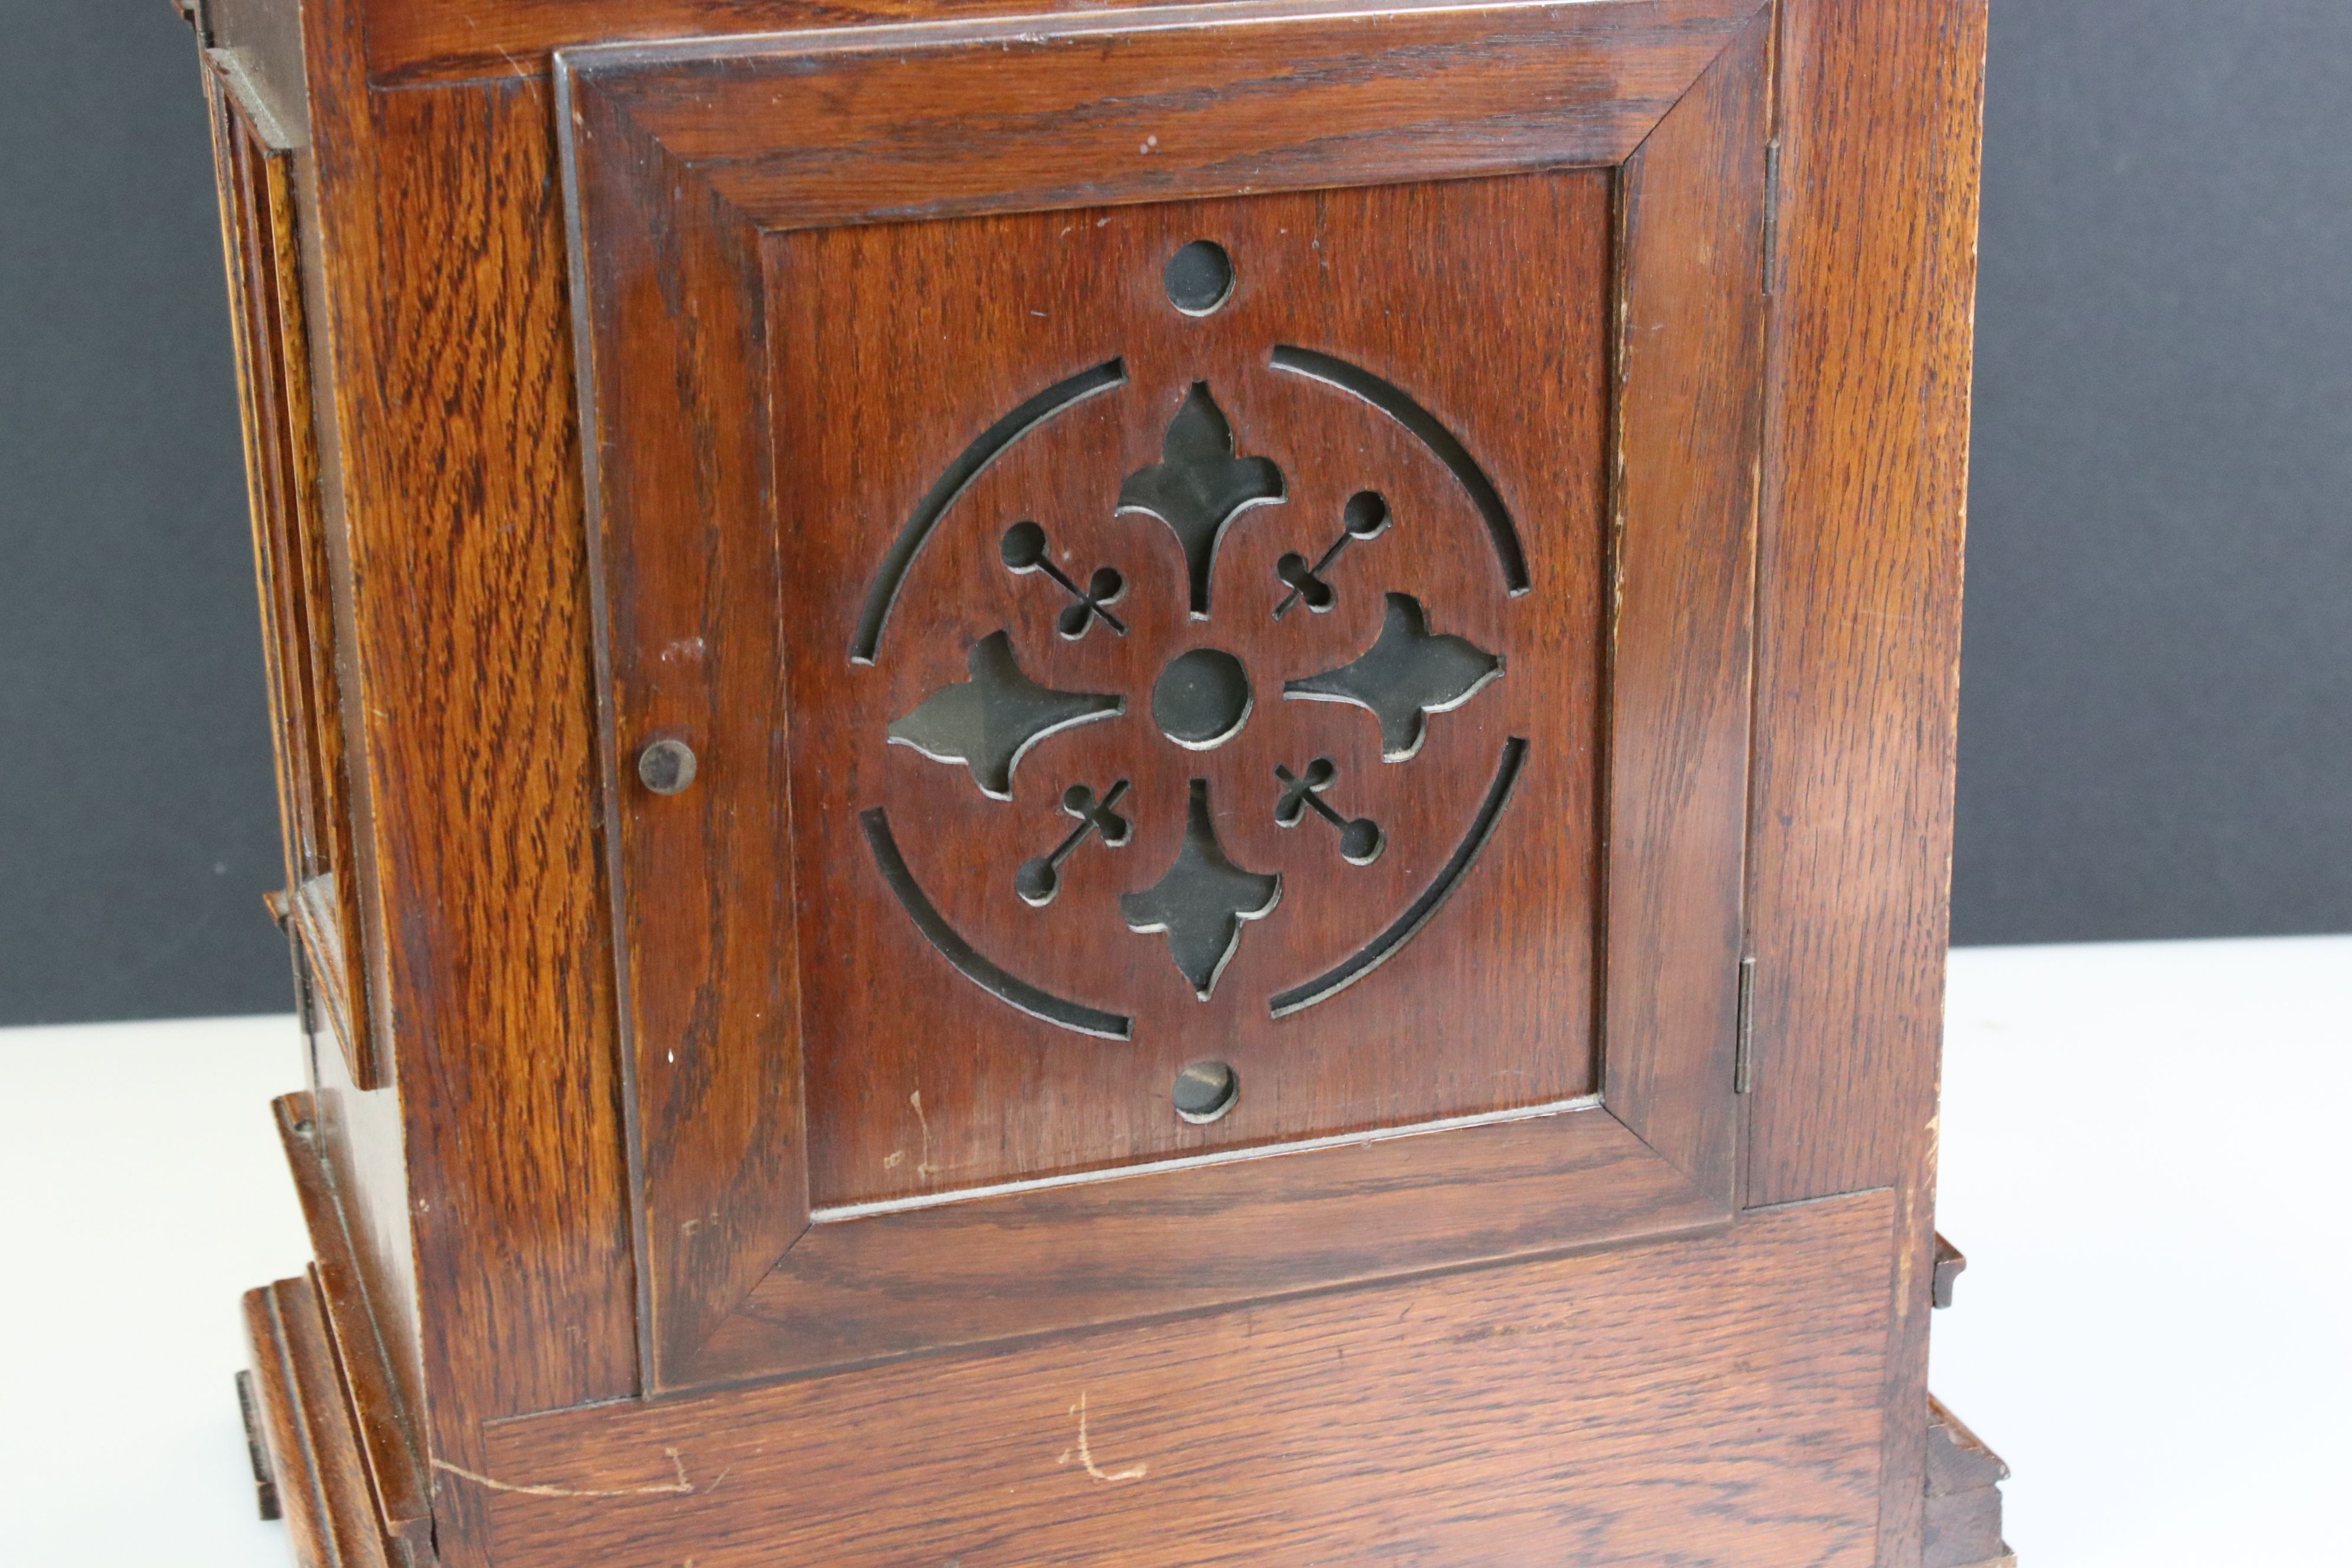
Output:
top-left (1925, 1395), bottom-right (2017, 1568)
top-left (236, 1322), bottom-right (2021, 1568)
top-left (242, 1273), bottom-right (396, 1567)
top-left (236, 1097), bottom-right (2021, 1567)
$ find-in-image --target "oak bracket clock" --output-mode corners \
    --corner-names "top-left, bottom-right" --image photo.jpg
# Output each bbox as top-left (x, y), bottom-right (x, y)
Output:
top-left (183, 0), bottom-right (2008, 1563)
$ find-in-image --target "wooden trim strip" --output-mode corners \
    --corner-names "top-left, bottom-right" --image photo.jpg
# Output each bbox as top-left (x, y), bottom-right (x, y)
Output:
top-left (379, 0), bottom-right (1761, 89)
top-left (242, 1275), bottom-right (395, 1568)
top-left (563, 0), bottom-right (1772, 231)
top-left (274, 1095), bottom-right (434, 1560)
top-left (690, 1104), bottom-right (1727, 1384)
top-left (1600, 7), bottom-right (1772, 1204)
top-left (207, 45), bottom-right (382, 1090)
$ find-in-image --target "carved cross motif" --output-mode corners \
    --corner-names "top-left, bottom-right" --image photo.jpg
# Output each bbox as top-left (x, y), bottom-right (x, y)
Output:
top-left (1017, 780), bottom-right (1132, 906)
top-left (1275, 490), bottom-right (1390, 618)
top-left (1001, 520), bottom-right (1127, 639)
top-left (1275, 758), bottom-right (1383, 865)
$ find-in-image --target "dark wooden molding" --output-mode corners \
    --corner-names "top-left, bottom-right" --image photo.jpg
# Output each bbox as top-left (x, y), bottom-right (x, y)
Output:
top-left (561, 0), bottom-right (1769, 229)
top-left (369, 0), bottom-right (1762, 90)
top-left (693, 1104), bottom-right (1724, 1383)
top-left (1924, 1395), bottom-right (2016, 1568)
top-left (242, 1273), bottom-right (397, 1568)
top-left (284, 874), bottom-right (364, 1083)
top-left (204, 44), bottom-right (381, 1091)
top-left (234, 1369), bottom-right (282, 1521)
top-left (273, 1093), bottom-right (434, 1560)
top-left (1602, 8), bottom-right (1770, 1207)
top-left (1933, 1230), bottom-right (1968, 1308)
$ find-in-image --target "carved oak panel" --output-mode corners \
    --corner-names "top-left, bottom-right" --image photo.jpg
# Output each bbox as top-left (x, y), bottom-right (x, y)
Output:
top-left (563, 0), bottom-right (1770, 1386)
top-left (775, 178), bottom-right (1608, 1207)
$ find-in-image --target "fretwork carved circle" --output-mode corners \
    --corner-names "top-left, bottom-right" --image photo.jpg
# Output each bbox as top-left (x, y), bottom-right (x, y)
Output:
top-left (857, 241), bottom-right (1540, 1043)
top-left (1164, 239), bottom-right (1237, 317)
top-left (1153, 648), bottom-right (1253, 750)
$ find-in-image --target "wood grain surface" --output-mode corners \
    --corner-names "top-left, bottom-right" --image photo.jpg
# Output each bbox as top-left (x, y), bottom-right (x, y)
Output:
top-left (761, 181), bottom-right (1608, 1200)
top-left (193, 13), bottom-right (439, 1497)
top-left (244, 1274), bottom-right (394, 1568)
top-left (1745, 1), bottom-right (1988, 1561)
top-left (204, 47), bottom-right (378, 1090)
top-left (564, 66), bottom-right (804, 1384)
top-left (473, 1190), bottom-right (1894, 1567)
top-left (1602, 9), bottom-right (1769, 1204)
top-left (566, 1), bottom-right (1766, 1392)
top-left (1923, 1396), bottom-right (2014, 1568)
top-left (375, 0), bottom-right (1758, 90)
top-left (564, 0), bottom-right (1768, 228)
top-left (279, 9), bottom-right (645, 1559)
top-left (189, 2), bottom-right (1984, 1563)
top-left (273, 1093), bottom-right (432, 1560)
top-left (694, 1105), bottom-right (1723, 1382)
top-left (299, 940), bottom-right (429, 1539)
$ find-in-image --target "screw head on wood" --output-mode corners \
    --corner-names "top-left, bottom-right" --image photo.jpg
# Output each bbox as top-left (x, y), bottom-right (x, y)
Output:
top-left (637, 738), bottom-right (698, 795)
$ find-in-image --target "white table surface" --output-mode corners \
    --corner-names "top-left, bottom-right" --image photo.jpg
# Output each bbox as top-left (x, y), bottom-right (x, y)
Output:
top-left (4, 936), bottom-right (2346, 1565)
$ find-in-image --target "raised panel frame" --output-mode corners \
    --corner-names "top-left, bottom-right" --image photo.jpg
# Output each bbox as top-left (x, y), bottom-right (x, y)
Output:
top-left (205, 46), bottom-right (382, 1091)
top-left (558, 0), bottom-right (1772, 1390)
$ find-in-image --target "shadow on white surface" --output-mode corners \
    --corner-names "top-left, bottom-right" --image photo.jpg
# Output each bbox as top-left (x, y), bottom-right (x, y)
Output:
top-left (1934, 936), bottom-right (2351, 1568)
top-left (1, 1014), bottom-right (308, 1567)
top-left (5, 939), bottom-right (2347, 1563)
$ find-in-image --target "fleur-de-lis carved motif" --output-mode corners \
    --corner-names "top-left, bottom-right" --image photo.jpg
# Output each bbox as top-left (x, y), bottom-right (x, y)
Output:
top-left (1120, 780), bottom-right (1281, 1000)
top-left (1283, 593), bottom-right (1502, 762)
top-left (886, 632), bottom-right (1122, 799)
top-left (1116, 383), bottom-right (1285, 619)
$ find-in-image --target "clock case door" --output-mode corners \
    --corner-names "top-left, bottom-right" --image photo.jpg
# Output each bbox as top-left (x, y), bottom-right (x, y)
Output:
top-left (561, 0), bottom-right (1770, 1394)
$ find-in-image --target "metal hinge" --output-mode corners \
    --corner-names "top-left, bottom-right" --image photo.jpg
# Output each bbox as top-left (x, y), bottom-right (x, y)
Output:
top-left (174, 0), bottom-right (214, 45)
top-left (1734, 955), bottom-right (1758, 1093)
top-left (1761, 139), bottom-right (1782, 298)
top-left (233, 1370), bottom-right (280, 1521)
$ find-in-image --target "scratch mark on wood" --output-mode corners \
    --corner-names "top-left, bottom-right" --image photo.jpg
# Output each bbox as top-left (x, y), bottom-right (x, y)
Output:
top-left (432, 1446), bottom-right (721, 1498)
top-left (1056, 1392), bottom-right (1148, 1482)
top-left (1896, 1181), bottom-right (1919, 1322)
top-left (910, 1090), bottom-right (940, 1181)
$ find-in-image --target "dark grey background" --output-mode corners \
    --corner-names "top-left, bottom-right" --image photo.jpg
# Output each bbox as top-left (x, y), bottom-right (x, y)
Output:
top-left (3, 2), bottom-right (2348, 1025)
top-left (1955, 1), bottom-right (2352, 945)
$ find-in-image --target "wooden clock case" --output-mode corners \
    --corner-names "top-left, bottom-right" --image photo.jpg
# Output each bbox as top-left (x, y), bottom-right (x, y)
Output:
top-left (181, 0), bottom-right (2004, 1562)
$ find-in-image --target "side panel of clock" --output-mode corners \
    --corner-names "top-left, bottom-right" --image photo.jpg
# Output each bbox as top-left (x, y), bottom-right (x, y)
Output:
top-left (563, 0), bottom-right (1769, 1389)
